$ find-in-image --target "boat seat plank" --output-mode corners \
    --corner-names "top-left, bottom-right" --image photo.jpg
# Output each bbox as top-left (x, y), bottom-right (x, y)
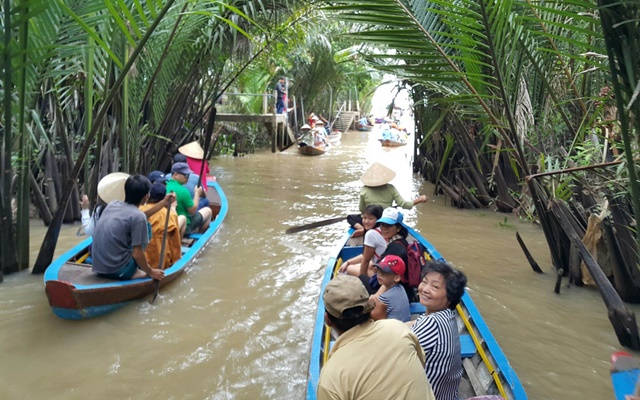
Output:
top-left (460, 334), bottom-right (476, 358)
top-left (181, 246), bottom-right (190, 254)
top-left (58, 263), bottom-right (116, 285)
top-left (410, 303), bottom-right (426, 314)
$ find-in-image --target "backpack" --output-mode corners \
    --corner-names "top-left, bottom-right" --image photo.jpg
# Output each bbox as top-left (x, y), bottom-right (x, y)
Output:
top-left (405, 241), bottom-right (427, 288)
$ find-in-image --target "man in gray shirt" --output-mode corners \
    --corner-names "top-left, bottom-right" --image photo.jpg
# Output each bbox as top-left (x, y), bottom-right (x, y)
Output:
top-left (92, 174), bottom-right (165, 281)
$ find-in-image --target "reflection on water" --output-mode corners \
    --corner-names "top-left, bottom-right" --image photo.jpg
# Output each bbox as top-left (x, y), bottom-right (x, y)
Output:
top-left (1, 131), bottom-right (639, 399)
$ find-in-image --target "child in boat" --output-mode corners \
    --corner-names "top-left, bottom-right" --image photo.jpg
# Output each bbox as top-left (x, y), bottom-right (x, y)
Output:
top-left (139, 183), bottom-right (182, 270)
top-left (346, 204), bottom-right (383, 238)
top-left (339, 205), bottom-right (385, 279)
top-left (91, 174), bottom-right (165, 281)
top-left (370, 255), bottom-right (411, 322)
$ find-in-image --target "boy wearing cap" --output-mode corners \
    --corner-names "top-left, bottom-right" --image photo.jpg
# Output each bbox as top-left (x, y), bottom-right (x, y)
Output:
top-left (91, 175), bottom-right (165, 281)
top-left (370, 255), bottom-right (411, 322)
top-left (167, 162), bottom-right (212, 236)
top-left (148, 170), bottom-right (167, 185)
top-left (318, 275), bottom-right (435, 400)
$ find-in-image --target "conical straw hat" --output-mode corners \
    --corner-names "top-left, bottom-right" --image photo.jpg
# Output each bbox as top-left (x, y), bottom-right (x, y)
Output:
top-left (178, 141), bottom-right (205, 160)
top-left (97, 172), bottom-right (129, 204)
top-left (360, 162), bottom-right (396, 187)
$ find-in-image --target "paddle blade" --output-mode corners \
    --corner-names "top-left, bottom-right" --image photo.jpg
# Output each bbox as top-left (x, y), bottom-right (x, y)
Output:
top-left (151, 280), bottom-right (160, 303)
top-left (285, 216), bottom-right (345, 234)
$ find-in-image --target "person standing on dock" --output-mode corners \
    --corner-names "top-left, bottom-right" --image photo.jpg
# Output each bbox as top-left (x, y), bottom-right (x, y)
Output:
top-left (276, 76), bottom-right (287, 114)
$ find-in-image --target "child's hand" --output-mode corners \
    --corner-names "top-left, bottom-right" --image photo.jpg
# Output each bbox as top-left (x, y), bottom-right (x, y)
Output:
top-left (339, 261), bottom-right (350, 273)
top-left (80, 195), bottom-right (89, 210)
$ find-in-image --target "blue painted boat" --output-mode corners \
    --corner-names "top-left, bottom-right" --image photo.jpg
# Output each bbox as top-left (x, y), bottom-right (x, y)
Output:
top-left (611, 351), bottom-right (640, 400)
top-left (307, 223), bottom-right (528, 400)
top-left (44, 181), bottom-right (228, 320)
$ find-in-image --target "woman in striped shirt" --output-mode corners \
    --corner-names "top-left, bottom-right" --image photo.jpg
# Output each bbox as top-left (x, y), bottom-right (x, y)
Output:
top-left (409, 261), bottom-right (467, 400)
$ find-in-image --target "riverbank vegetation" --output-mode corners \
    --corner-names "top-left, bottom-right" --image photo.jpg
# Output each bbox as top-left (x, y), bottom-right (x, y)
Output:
top-left (0, 0), bottom-right (380, 279)
top-left (328, 0), bottom-right (640, 347)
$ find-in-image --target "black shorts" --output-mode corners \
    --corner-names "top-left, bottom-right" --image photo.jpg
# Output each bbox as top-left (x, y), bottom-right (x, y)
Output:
top-left (186, 212), bottom-right (204, 234)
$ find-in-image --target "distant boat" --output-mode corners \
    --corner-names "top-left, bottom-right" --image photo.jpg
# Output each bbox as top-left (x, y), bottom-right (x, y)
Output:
top-left (307, 225), bottom-right (527, 400)
top-left (379, 138), bottom-right (407, 147)
top-left (44, 181), bottom-right (228, 320)
top-left (298, 142), bottom-right (327, 156)
top-left (298, 131), bottom-right (329, 156)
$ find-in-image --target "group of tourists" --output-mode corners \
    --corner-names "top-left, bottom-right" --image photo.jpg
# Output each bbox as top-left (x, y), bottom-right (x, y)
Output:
top-left (80, 141), bottom-right (214, 281)
top-left (299, 113), bottom-right (332, 148)
top-left (317, 162), bottom-right (469, 400)
top-left (380, 121), bottom-right (409, 143)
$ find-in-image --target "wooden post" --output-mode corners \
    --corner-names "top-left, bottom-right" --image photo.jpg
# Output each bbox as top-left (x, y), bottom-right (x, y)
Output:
top-left (329, 88), bottom-right (333, 123)
top-left (262, 92), bottom-right (268, 114)
top-left (272, 90), bottom-right (277, 153)
top-left (293, 96), bottom-right (298, 138)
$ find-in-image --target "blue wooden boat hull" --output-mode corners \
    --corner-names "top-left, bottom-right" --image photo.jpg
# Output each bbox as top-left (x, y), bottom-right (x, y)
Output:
top-left (306, 224), bottom-right (527, 400)
top-left (44, 181), bottom-right (228, 320)
top-left (611, 351), bottom-right (640, 400)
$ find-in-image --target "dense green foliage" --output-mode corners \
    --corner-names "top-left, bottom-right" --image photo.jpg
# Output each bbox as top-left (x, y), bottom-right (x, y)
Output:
top-left (0, 0), bottom-right (381, 274)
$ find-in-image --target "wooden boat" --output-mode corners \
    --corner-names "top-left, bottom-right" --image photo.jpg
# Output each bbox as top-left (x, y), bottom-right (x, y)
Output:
top-left (611, 351), bottom-right (640, 400)
top-left (379, 138), bottom-right (407, 147)
top-left (307, 224), bottom-right (528, 400)
top-left (357, 125), bottom-right (373, 131)
top-left (298, 142), bottom-right (327, 156)
top-left (44, 181), bottom-right (228, 320)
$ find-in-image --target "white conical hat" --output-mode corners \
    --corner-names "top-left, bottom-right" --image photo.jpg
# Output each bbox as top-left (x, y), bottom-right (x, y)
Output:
top-left (178, 141), bottom-right (205, 160)
top-left (360, 162), bottom-right (396, 187)
top-left (97, 172), bottom-right (129, 204)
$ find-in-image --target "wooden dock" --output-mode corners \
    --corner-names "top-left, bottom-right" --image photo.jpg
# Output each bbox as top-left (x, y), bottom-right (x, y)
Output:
top-left (217, 92), bottom-right (295, 152)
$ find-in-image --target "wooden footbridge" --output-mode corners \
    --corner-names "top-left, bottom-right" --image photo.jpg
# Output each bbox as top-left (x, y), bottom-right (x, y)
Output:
top-left (217, 92), bottom-right (296, 152)
top-left (216, 91), bottom-right (360, 153)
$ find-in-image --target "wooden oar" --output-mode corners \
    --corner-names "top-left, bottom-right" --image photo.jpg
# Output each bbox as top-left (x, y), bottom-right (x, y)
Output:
top-left (285, 216), bottom-right (347, 234)
top-left (197, 105), bottom-right (217, 188)
top-left (151, 201), bottom-right (172, 303)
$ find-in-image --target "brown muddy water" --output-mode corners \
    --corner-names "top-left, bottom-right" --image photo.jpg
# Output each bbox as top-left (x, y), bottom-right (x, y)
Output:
top-left (1, 130), bottom-right (638, 399)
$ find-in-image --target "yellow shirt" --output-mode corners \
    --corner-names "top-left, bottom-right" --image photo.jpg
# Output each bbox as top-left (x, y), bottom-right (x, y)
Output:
top-left (139, 204), bottom-right (182, 270)
top-left (318, 319), bottom-right (435, 400)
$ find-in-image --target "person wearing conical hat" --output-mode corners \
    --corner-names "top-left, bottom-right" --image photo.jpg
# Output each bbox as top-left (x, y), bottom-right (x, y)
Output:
top-left (79, 172), bottom-right (129, 236)
top-left (79, 172), bottom-right (175, 237)
top-left (358, 162), bottom-right (427, 213)
top-left (178, 140), bottom-right (212, 193)
top-left (346, 163), bottom-right (427, 237)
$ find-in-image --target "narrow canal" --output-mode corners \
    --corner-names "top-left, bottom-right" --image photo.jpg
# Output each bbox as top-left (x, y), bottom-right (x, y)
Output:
top-left (1, 129), bottom-right (638, 399)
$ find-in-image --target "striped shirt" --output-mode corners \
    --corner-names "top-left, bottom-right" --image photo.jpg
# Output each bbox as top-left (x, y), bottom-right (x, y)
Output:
top-left (410, 309), bottom-right (462, 400)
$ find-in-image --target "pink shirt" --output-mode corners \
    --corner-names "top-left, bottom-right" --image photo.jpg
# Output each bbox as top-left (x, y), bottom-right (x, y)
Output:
top-left (185, 156), bottom-right (210, 192)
